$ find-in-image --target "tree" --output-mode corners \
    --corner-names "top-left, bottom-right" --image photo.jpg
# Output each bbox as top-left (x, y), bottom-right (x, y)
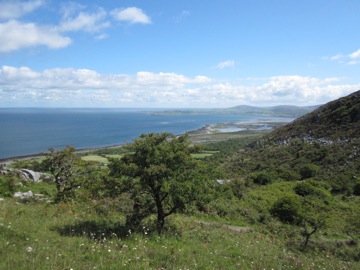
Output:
top-left (270, 194), bottom-right (303, 225)
top-left (250, 171), bottom-right (277, 185)
top-left (109, 132), bottom-right (209, 234)
top-left (42, 146), bottom-right (81, 202)
top-left (299, 163), bottom-right (320, 179)
top-left (300, 196), bottom-right (329, 248)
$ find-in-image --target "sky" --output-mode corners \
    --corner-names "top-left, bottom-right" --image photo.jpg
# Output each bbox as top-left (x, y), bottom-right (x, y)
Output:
top-left (1, 0), bottom-right (360, 108)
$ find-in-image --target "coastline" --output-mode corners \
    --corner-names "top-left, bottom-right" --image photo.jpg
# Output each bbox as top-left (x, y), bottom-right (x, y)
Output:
top-left (0, 120), bottom-right (290, 163)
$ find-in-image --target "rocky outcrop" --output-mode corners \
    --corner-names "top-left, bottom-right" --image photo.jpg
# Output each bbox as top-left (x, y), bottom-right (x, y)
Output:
top-left (0, 168), bottom-right (52, 182)
top-left (13, 190), bottom-right (47, 202)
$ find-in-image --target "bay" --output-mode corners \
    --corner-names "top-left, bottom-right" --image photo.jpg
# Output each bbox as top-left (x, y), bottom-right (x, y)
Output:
top-left (0, 108), bottom-right (292, 159)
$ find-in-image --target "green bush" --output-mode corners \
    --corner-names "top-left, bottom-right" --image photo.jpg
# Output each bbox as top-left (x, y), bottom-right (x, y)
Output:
top-left (250, 171), bottom-right (277, 185)
top-left (353, 181), bottom-right (360, 196)
top-left (299, 164), bottom-right (320, 179)
top-left (294, 179), bottom-right (330, 198)
top-left (277, 167), bottom-right (301, 181)
top-left (0, 173), bottom-right (18, 197)
top-left (270, 194), bottom-right (303, 225)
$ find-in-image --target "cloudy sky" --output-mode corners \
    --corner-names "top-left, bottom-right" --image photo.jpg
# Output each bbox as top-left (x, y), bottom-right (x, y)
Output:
top-left (1, 0), bottom-right (360, 108)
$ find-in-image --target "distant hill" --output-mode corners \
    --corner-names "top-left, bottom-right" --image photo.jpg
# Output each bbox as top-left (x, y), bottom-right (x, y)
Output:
top-left (268, 90), bottom-right (360, 141)
top-left (152, 105), bottom-right (318, 118)
top-left (226, 105), bottom-right (319, 117)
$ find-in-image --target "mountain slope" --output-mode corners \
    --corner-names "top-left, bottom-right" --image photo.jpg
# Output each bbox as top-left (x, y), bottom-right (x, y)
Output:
top-left (268, 90), bottom-right (360, 141)
top-left (211, 90), bottom-right (360, 195)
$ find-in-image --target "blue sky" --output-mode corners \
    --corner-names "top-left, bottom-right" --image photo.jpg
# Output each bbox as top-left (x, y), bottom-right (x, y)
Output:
top-left (1, 0), bottom-right (360, 108)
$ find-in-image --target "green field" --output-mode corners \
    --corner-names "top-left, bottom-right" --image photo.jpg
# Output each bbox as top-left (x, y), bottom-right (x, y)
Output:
top-left (1, 197), bottom-right (357, 270)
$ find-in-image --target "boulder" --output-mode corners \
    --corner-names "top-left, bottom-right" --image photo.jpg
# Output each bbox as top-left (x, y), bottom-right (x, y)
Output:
top-left (13, 190), bottom-right (34, 199)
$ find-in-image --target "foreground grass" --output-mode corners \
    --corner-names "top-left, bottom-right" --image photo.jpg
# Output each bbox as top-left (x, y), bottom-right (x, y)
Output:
top-left (1, 198), bottom-right (357, 270)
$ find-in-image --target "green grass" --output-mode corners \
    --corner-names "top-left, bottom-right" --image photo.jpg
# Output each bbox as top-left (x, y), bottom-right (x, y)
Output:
top-left (1, 196), bottom-right (358, 270)
top-left (81, 155), bottom-right (109, 163)
top-left (191, 151), bottom-right (219, 159)
top-left (81, 154), bottom-right (123, 164)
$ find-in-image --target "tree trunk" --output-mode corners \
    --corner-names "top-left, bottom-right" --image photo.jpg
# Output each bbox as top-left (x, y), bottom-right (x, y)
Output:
top-left (303, 227), bottom-right (317, 248)
top-left (126, 197), bottom-right (146, 231)
top-left (155, 194), bottom-right (165, 234)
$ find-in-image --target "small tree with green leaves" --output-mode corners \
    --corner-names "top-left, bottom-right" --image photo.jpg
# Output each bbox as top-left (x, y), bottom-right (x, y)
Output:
top-left (270, 194), bottom-right (303, 225)
top-left (109, 132), bottom-right (210, 234)
top-left (300, 196), bottom-right (329, 248)
top-left (42, 146), bottom-right (81, 202)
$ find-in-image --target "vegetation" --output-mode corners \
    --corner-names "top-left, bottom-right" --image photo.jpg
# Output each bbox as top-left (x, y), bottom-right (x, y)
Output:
top-left (108, 133), bottom-right (211, 234)
top-left (41, 146), bottom-right (83, 202)
top-left (1, 91), bottom-right (360, 269)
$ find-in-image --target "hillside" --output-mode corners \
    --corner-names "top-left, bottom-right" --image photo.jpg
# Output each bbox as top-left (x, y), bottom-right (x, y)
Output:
top-left (205, 90), bottom-right (360, 198)
top-left (268, 90), bottom-right (360, 141)
top-left (1, 92), bottom-right (360, 269)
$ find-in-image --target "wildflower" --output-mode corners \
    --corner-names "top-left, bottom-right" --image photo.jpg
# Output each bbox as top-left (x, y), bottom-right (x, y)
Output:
top-left (108, 249), bottom-right (111, 252)
top-left (26, 247), bottom-right (33, 252)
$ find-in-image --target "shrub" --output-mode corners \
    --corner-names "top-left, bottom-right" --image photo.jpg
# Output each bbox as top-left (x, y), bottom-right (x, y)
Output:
top-left (353, 181), bottom-right (360, 196)
top-left (0, 173), bottom-right (18, 197)
top-left (294, 179), bottom-right (330, 198)
top-left (277, 167), bottom-right (301, 181)
top-left (270, 195), bottom-right (303, 225)
top-left (250, 171), bottom-right (277, 185)
top-left (299, 164), bottom-right (320, 179)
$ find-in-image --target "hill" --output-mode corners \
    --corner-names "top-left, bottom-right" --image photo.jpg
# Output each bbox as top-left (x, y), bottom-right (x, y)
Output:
top-left (227, 104), bottom-right (319, 117)
top-left (268, 90), bottom-right (360, 141)
top-left (152, 104), bottom-right (318, 117)
top-left (207, 90), bottom-right (360, 195)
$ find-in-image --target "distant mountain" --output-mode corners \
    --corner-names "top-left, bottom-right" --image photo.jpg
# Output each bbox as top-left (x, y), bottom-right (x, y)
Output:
top-left (268, 90), bottom-right (360, 141)
top-left (226, 105), bottom-right (319, 117)
top-left (152, 105), bottom-right (318, 118)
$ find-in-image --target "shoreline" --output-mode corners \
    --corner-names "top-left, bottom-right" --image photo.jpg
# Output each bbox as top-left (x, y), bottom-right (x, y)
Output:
top-left (0, 120), bottom-right (290, 163)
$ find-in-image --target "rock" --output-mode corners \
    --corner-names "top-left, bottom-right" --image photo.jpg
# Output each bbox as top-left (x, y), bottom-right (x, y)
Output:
top-left (20, 169), bottom-right (42, 182)
top-left (13, 190), bottom-right (34, 199)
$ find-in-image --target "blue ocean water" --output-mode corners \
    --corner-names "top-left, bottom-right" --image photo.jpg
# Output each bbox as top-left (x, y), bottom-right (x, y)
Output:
top-left (0, 108), bottom-right (291, 159)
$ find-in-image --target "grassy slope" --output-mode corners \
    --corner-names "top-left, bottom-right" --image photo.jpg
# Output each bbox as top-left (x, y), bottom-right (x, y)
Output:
top-left (1, 197), bottom-right (357, 270)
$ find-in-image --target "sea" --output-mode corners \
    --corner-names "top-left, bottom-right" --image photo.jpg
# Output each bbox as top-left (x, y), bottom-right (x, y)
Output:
top-left (0, 108), bottom-right (293, 159)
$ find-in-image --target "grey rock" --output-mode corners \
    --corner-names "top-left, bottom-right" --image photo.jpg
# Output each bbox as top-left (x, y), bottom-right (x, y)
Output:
top-left (13, 190), bottom-right (34, 199)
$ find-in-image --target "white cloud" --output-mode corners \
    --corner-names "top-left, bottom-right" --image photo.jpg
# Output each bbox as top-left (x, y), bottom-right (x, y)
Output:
top-left (349, 49), bottom-right (360, 59)
top-left (59, 8), bottom-right (110, 33)
top-left (174, 10), bottom-right (190, 23)
top-left (329, 54), bottom-right (343, 61)
top-left (325, 48), bottom-right (360, 65)
top-left (0, 20), bottom-right (71, 52)
top-left (214, 60), bottom-right (235, 69)
top-left (1, 66), bottom-right (359, 107)
top-left (0, 0), bottom-right (44, 20)
top-left (111, 7), bottom-right (151, 24)
top-left (0, 3), bottom-right (152, 52)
